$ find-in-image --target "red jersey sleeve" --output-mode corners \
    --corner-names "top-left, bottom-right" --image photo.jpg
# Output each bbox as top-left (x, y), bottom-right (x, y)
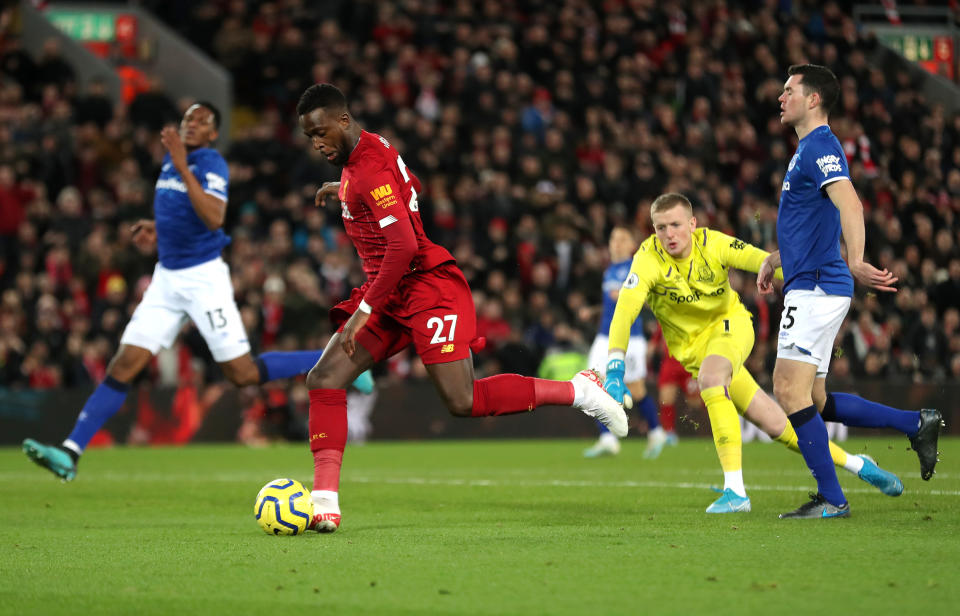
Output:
top-left (352, 162), bottom-right (417, 310)
top-left (352, 161), bottom-right (412, 230)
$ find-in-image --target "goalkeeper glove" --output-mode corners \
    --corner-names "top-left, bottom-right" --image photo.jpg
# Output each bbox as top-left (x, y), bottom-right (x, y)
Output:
top-left (603, 358), bottom-right (633, 409)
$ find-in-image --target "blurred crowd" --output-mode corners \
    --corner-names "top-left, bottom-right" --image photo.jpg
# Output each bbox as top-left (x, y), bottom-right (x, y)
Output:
top-left (2, 0), bottom-right (960, 413)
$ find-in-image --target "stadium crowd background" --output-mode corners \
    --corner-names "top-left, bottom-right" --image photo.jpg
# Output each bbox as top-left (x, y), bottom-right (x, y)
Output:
top-left (1, 1), bottom-right (959, 437)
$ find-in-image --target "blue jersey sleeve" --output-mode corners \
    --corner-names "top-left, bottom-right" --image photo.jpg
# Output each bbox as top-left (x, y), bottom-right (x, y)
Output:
top-left (801, 134), bottom-right (848, 190)
top-left (602, 271), bottom-right (621, 297)
top-left (196, 151), bottom-right (229, 202)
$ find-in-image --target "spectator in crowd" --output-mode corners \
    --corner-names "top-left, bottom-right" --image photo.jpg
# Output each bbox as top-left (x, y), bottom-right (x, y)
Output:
top-left (1, 1), bottom-right (958, 446)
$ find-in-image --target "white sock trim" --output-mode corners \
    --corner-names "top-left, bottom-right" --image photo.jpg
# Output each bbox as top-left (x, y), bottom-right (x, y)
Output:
top-left (845, 454), bottom-right (865, 474)
top-left (311, 490), bottom-right (339, 511)
top-left (723, 470), bottom-right (747, 498)
top-left (62, 440), bottom-right (82, 456)
top-left (571, 379), bottom-right (585, 407)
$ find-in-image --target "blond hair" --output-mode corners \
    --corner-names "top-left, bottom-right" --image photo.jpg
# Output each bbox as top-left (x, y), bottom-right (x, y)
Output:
top-left (650, 193), bottom-right (693, 216)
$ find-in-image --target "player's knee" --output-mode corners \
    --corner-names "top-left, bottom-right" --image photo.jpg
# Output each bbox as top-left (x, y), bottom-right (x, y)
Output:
top-left (224, 363), bottom-right (259, 387)
top-left (305, 365), bottom-right (344, 390)
top-left (445, 391), bottom-right (474, 417)
top-left (697, 371), bottom-right (725, 391)
top-left (305, 367), bottom-right (326, 390)
top-left (629, 381), bottom-right (647, 399)
top-left (772, 377), bottom-right (800, 410)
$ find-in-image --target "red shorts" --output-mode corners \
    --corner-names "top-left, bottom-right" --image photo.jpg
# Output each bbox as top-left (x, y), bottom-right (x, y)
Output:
top-left (330, 262), bottom-right (478, 365)
top-left (658, 354), bottom-right (691, 389)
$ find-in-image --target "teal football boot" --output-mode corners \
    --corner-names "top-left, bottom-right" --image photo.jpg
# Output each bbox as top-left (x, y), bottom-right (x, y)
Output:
top-left (705, 488), bottom-right (751, 513)
top-left (23, 439), bottom-right (77, 481)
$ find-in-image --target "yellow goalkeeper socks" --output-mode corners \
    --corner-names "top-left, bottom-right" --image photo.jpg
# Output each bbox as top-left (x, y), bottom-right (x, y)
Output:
top-left (701, 385), bottom-right (744, 495)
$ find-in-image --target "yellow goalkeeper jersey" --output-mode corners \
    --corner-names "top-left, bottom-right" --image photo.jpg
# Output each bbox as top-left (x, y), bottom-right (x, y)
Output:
top-left (609, 228), bottom-right (777, 365)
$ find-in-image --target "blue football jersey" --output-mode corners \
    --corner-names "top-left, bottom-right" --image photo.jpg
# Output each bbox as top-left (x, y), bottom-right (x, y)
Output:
top-left (777, 125), bottom-right (853, 296)
top-left (599, 258), bottom-right (645, 337)
top-left (154, 148), bottom-right (230, 269)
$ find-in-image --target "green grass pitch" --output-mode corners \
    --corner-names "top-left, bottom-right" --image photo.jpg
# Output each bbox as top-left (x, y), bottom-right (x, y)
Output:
top-left (1, 437), bottom-right (957, 615)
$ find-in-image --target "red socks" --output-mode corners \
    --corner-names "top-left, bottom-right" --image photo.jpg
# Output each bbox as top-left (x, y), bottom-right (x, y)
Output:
top-left (309, 376), bottom-right (577, 488)
top-left (471, 375), bottom-right (574, 417)
top-left (309, 388), bottom-right (347, 492)
top-left (660, 402), bottom-right (676, 432)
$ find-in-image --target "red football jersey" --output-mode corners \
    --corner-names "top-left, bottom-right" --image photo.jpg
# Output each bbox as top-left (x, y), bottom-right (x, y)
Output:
top-left (338, 131), bottom-right (453, 290)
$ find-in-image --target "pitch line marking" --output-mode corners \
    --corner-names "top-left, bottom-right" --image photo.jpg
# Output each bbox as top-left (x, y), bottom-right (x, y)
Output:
top-left (346, 475), bottom-right (960, 496)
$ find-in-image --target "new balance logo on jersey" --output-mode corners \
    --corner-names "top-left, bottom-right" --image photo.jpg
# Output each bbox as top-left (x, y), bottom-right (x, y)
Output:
top-left (440, 344), bottom-right (455, 353)
top-left (816, 155), bottom-right (843, 177)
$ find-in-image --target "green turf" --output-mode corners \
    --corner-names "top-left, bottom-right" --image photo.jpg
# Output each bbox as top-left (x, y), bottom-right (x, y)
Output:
top-left (1, 437), bottom-right (957, 615)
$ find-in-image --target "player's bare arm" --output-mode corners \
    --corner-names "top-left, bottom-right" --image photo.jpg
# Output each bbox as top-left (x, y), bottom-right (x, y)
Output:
top-left (339, 309), bottom-right (370, 358)
top-left (757, 250), bottom-right (781, 295)
top-left (825, 180), bottom-right (898, 292)
top-left (131, 219), bottom-right (157, 254)
top-left (315, 181), bottom-right (341, 206)
top-left (160, 126), bottom-right (226, 230)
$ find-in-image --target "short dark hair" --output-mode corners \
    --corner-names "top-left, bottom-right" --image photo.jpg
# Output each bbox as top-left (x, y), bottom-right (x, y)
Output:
top-left (787, 64), bottom-right (840, 115)
top-left (297, 83), bottom-right (348, 117)
top-left (194, 100), bottom-right (221, 129)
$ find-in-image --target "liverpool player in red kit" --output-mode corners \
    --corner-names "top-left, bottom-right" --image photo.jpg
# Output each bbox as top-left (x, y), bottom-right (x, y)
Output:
top-left (297, 84), bottom-right (627, 532)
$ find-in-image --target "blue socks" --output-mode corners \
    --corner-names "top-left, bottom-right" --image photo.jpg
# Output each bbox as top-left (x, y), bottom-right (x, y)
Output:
top-left (790, 405), bottom-right (846, 507)
top-left (637, 395), bottom-right (659, 430)
top-left (254, 351), bottom-right (373, 393)
top-left (821, 392), bottom-right (920, 436)
top-left (65, 376), bottom-right (130, 453)
top-left (255, 350), bottom-right (322, 382)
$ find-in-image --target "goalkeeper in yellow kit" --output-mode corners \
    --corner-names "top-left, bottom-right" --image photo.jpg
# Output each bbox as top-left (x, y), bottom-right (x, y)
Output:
top-left (605, 193), bottom-right (903, 513)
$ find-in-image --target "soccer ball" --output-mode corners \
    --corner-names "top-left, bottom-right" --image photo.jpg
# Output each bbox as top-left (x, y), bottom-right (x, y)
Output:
top-left (254, 478), bottom-right (314, 535)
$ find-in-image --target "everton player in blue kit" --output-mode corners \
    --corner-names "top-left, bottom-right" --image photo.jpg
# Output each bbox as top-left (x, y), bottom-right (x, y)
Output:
top-left (583, 226), bottom-right (666, 459)
top-left (23, 102), bottom-right (371, 481)
top-left (757, 65), bottom-right (944, 518)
